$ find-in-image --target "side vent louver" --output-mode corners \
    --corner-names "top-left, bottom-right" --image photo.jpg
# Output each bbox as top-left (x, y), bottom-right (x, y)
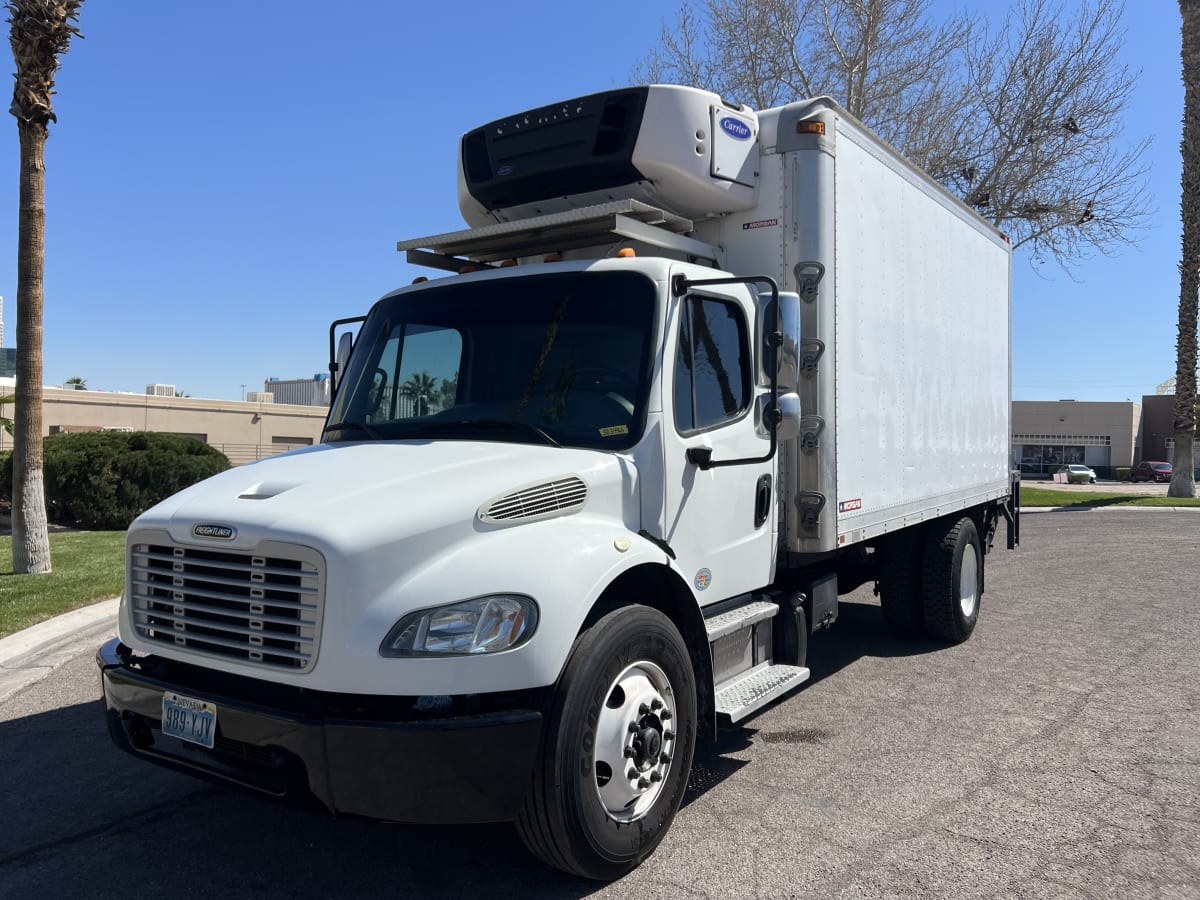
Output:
top-left (480, 476), bottom-right (588, 525)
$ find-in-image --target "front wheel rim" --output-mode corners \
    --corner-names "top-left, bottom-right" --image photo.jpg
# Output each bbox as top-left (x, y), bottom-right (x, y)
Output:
top-left (959, 543), bottom-right (979, 618)
top-left (591, 660), bottom-right (677, 823)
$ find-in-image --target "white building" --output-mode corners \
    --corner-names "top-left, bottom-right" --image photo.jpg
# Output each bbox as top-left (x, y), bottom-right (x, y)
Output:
top-left (263, 374), bottom-right (331, 406)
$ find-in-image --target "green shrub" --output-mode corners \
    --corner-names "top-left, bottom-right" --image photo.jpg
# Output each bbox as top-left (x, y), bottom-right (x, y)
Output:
top-left (1115, 467), bottom-right (1131, 482)
top-left (1, 432), bottom-right (230, 529)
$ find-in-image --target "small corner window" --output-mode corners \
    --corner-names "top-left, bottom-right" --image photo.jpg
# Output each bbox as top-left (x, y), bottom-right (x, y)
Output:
top-left (674, 295), bottom-right (751, 433)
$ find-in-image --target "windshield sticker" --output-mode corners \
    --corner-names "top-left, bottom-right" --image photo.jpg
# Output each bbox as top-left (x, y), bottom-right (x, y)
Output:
top-left (599, 424), bottom-right (629, 437)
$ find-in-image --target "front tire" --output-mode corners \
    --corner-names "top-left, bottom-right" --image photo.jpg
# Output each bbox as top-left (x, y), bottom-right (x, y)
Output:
top-left (516, 605), bottom-right (697, 880)
top-left (921, 517), bottom-right (983, 643)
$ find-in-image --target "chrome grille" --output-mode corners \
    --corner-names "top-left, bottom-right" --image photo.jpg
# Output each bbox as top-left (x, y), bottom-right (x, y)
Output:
top-left (480, 476), bottom-right (588, 524)
top-left (129, 537), bottom-right (324, 671)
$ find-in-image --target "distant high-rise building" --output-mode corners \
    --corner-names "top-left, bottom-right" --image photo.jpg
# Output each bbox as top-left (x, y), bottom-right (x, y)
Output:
top-left (263, 375), bottom-right (330, 406)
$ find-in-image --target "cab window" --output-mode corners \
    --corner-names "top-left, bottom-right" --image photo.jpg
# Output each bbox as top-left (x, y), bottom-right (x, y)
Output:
top-left (674, 295), bottom-right (751, 433)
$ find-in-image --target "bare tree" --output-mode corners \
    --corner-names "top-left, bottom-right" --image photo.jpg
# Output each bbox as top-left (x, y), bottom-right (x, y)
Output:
top-left (1169, 0), bottom-right (1199, 498)
top-left (636, 0), bottom-right (1149, 269)
top-left (6, 0), bottom-right (83, 574)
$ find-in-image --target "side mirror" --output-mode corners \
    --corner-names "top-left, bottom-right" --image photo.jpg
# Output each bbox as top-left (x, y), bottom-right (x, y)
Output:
top-left (772, 392), bottom-right (802, 441)
top-left (758, 291), bottom-right (801, 390)
top-left (333, 331), bottom-right (354, 396)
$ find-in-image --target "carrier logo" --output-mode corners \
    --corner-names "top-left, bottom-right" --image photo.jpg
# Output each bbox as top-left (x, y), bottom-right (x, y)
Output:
top-left (719, 116), bottom-right (753, 140)
top-left (193, 523), bottom-right (236, 540)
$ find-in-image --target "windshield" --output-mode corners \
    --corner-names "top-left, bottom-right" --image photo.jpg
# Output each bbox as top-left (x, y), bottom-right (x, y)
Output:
top-left (326, 270), bottom-right (657, 450)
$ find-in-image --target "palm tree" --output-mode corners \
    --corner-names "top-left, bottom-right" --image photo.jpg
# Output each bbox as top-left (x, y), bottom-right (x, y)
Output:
top-left (6, 0), bottom-right (83, 573)
top-left (1171, 0), bottom-right (1199, 498)
top-left (403, 371), bottom-right (438, 417)
top-left (64, 374), bottom-right (85, 389)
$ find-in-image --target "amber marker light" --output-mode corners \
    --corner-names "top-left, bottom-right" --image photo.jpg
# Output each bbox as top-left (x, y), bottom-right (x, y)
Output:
top-left (500, 258), bottom-right (518, 267)
top-left (617, 247), bottom-right (636, 258)
top-left (543, 252), bottom-right (562, 262)
top-left (796, 121), bottom-right (826, 135)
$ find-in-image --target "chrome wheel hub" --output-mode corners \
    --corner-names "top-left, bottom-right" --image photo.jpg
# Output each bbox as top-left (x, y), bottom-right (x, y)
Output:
top-left (959, 543), bottom-right (979, 618)
top-left (592, 660), bottom-right (676, 823)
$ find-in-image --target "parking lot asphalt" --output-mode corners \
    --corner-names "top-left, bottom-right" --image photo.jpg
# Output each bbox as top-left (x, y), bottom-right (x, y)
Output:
top-left (1, 511), bottom-right (1197, 899)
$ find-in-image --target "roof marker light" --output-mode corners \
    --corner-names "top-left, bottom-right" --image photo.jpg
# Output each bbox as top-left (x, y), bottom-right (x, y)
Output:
top-left (796, 121), bottom-right (825, 135)
top-left (617, 247), bottom-right (636, 258)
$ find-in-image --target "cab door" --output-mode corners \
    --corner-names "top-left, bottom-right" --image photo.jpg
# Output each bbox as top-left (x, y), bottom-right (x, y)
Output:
top-left (661, 279), bottom-right (776, 604)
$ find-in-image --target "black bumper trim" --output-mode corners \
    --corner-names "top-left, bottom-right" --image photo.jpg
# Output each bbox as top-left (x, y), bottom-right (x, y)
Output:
top-left (97, 638), bottom-right (543, 824)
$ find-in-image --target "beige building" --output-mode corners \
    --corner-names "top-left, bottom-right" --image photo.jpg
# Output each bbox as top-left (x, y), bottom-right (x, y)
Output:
top-left (0, 390), bottom-right (1151, 477)
top-left (1011, 400), bottom-right (1141, 477)
top-left (0, 387), bottom-right (327, 465)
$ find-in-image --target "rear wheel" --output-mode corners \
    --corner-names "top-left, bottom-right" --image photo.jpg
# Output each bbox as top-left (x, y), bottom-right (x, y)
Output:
top-left (921, 517), bottom-right (982, 643)
top-left (516, 605), bottom-right (697, 880)
top-left (877, 530), bottom-right (925, 637)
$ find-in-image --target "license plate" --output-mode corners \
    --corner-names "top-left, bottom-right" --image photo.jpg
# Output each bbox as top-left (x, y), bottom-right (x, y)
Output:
top-left (161, 692), bottom-right (217, 749)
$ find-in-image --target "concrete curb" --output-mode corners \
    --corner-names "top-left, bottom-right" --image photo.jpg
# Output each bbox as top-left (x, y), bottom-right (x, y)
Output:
top-left (0, 597), bottom-right (118, 704)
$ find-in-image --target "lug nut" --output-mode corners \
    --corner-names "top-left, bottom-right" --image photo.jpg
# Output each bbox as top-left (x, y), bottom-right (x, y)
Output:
top-left (628, 722), bottom-right (639, 733)
top-left (639, 703), bottom-right (650, 715)
top-left (623, 746), bottom-right (636, 758)
top-left (626, 767), bottom-right (637, 780)
top-left (661, 709), bottom-right (672, 720)
top-left (664, 731), bottom-right (674, 741)
top-left (651, 698), bottom-right (663, 710)
top-left (637, 777), bottom-right (650, 789)
top-left (650, 771), bottom-right (663, 782)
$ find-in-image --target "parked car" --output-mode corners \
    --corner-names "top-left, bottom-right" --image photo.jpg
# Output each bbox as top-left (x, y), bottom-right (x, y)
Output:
top-left (1055, 464), bottom-right (1097, 484)
top-left (1131, 461), bottom-right (1172, 483)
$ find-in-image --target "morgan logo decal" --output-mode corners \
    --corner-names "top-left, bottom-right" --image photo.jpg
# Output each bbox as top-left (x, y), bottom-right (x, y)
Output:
top-left (193, 523), bottom-right (236, 540)
top-left (719, 116), bottom-right (753, 140)
top-left (838, 499), bottom-right (863, 514)
top-left (496, 164), bottom-right (514, 177)
top-left (695, 568), bottom-right (712, 591)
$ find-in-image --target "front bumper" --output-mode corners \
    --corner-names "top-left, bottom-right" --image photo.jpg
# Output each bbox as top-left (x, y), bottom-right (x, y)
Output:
top-left (97, 638), bottom-right (543, 823)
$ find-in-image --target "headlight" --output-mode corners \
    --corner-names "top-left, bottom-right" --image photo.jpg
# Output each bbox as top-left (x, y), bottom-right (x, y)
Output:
top-left (380, 595), bottom-right (539, 657)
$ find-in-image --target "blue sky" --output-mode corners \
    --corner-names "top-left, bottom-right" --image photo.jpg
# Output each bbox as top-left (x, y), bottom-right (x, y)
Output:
top-left (0, 1), bottom-right (1184, 403)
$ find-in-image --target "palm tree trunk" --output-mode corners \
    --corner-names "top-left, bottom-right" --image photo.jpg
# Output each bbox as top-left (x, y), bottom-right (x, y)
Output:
top-left (1170, 0), bottom-right (1200, 498)
top-left (12, 118), bottom-right (51, 572)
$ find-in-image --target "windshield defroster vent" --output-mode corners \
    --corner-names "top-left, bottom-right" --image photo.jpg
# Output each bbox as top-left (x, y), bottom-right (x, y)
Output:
top-left (479, 476), bottom-right (588, 525)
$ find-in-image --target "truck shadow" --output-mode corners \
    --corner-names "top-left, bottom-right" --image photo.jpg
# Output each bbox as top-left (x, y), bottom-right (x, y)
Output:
top-left (807, 597), bottom-right (948, 684)
top-left (2, 697), bottom-right (749, 899)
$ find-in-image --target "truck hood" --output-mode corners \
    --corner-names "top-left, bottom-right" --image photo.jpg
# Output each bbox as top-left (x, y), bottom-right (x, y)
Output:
top-left (134, 440), bottom-right (640, 556)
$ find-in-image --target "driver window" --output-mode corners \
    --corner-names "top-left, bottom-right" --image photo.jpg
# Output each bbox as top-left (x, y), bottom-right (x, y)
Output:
top-left (674, 295), bottom-right (751, 433)
top-left (368, 324), bottom-right (462, 422)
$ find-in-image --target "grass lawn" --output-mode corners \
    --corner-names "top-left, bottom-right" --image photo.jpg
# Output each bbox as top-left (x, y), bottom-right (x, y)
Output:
top-left (0, 530), bottom-right (125, 638)
top-left (1021, 486), bottom-right (1200, 508)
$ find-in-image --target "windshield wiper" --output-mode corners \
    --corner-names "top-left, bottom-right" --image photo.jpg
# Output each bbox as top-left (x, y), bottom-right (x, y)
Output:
top-left (324, 419), bottom-right (386, 440)
top-left (412, 419), bottom-right (561, 447)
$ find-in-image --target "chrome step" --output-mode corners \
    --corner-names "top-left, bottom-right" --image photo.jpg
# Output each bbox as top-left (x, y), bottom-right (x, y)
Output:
top-left (704, 600), bottom-right (778, 642)
top-left (715, 663), bottom-right (811, 723)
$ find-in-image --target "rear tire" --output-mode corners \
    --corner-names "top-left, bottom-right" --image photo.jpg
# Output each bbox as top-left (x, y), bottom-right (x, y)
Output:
top-left (921, 517), bottom-right (982, 643)
top-left (877, 530), bottom-right (925, 637)
top-left (516, 605), bottom-right (697, 880)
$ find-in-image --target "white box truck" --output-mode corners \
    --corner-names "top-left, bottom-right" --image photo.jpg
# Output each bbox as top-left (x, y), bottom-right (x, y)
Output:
top-left (98, 85), bottom-right (1019, 879)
